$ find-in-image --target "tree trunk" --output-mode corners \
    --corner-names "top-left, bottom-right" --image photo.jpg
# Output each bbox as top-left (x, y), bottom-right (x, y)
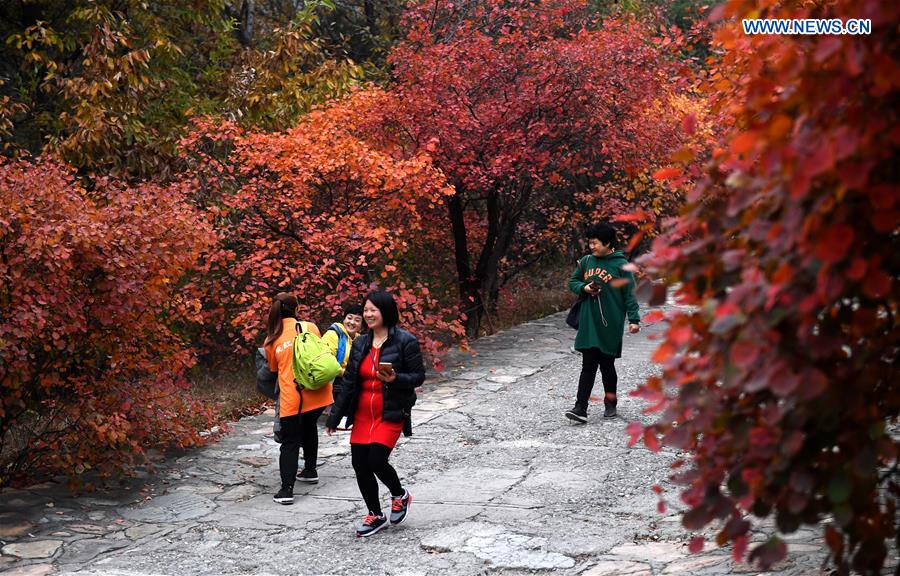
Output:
top-left (475, 186), bottom-right (527, 319)
top-left (237, 0), bottom-right (255, 46)
top-left (447, 186), bottom-right (526, 338)
top-left (447, 192), bottom-right (482, 338)
top-left (364, 0), bottom-right (377, 35)
top-left (482, 238), bottom-right (509, 317)
top-left (478, 207), bottom-right (518, 319)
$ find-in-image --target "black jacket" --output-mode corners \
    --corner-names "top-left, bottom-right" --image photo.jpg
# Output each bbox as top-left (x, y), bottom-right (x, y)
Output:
top-left (255, 347), bottom-right (278, 400)
top-left (325, 327), bottom-right (424, 436)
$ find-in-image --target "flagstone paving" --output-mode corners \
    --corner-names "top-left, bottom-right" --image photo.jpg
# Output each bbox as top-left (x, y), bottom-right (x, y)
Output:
top-left (2, 310), bottom-right (891, 575)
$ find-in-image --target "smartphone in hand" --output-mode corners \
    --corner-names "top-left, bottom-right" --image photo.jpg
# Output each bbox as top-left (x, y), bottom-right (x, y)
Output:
top-left (588, 280), bottom-right (602, 292)
top-left (377, 362), bottom-right (394, 375)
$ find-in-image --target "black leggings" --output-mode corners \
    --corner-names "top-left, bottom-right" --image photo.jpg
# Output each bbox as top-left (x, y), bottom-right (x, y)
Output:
top-left (576, 348), bottom-right (617, 406)
top-left (351, 443), bottom-right (404, 516)
top-left (279, 406), bottom-right (326, 490)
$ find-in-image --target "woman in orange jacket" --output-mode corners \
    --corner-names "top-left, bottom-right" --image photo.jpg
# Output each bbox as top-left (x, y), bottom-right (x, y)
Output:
top-left (264, 292), bottom-right (332, 504)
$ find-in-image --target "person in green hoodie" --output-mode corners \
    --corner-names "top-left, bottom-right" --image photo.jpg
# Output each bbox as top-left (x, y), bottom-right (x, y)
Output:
top-left (565, 223), bottom-right (640, 422)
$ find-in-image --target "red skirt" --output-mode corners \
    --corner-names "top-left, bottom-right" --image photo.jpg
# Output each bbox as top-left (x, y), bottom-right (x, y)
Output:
top-left (350, 347), bottom-right (403, 449)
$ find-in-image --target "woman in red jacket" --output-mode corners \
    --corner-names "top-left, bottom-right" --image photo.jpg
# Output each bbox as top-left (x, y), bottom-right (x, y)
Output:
top-left (326, 290), bottom-right (425, 537)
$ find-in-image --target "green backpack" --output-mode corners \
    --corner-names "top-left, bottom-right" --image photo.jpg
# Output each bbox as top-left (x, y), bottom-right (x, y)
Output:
top-left (291, 322), bottom-right (342, 391)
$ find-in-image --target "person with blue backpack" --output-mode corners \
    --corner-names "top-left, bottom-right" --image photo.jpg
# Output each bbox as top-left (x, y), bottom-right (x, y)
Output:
top-left (322, 304), bottom-right (364, 416)
top-left (264, 292), bottom-right (332, 505)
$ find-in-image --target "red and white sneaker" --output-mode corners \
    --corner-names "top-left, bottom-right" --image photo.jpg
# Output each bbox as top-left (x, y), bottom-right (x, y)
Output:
top-left (390, 489), bottom-right (411, 525)
top-left (356, 512), bottom-right (388, 537)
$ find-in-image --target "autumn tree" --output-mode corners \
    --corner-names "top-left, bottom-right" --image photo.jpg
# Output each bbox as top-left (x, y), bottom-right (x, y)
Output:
top-left (218, 1), bottom-right (364, 130)
top-left (0, 0), bottom-right (360, 177)
top-left (238, 0), bottom-right (407, 73)
top-left (0, 157), bottom-right (216, 485)
top-left (629, 0), bottom-right (899, 573)
top-left (180, 89), bottom-right (463, 360)
top-left (386, 0), bottom-right (685, 336)
top-left (0, 1), bottom-right (232, 176)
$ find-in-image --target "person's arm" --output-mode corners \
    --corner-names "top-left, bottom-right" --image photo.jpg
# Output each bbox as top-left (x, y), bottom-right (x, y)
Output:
top-left (256, 347), bottom-right (278, 399)
top-left (388, 334), bottom-right (426, 390)
top-left (265, 344), bottom-right (277, 372)
top-left (624, 271), bottom-right (641, 330)
top-left (568, 257), bottom-right (589, 296)
top-left (326, 337), bottom-right (363, 429)
top-left (322, 329), bottom-right (346, 374)
top-left (322, 329), bottom-right (338, 355)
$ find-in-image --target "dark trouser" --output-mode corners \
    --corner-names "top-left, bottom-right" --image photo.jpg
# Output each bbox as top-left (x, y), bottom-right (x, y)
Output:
top-left (576, 348), bottom-right (617, 408)
top-left (351, 443), bottom-right (404, 516)
top-left (279, 406), bottom-right (326, 490)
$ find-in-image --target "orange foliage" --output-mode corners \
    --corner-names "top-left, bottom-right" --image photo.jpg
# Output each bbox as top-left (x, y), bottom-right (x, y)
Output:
top-left (181, 89), bottom-right (464, 360)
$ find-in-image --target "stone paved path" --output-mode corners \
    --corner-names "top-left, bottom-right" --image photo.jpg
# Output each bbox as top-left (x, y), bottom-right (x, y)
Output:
top-left (1, 311), bottom-right (878, 575)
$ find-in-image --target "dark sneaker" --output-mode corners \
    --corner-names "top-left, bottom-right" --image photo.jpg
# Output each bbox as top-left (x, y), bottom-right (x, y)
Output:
top-left (356, 513), bottom-right (388, 537)
top-left (273, 487), bottom-right (294, 505)
top-left (603, 403), bottom-right (618, 418)
top-left (297, 469), bottom-right (319, 484)
top-left (390, 489), bottom-right (411, 525)
top-left (565, 403), bottom-right (588, 423)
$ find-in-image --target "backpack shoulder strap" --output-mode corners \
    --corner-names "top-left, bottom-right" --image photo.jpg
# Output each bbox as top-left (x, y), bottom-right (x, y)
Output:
top-left (577, 255), bottom-right (590, 274)
top-left (330, 323), bottom-right (348, 362)
top-left (293, 321), bottom-right (310, 345)
top-left (292, 322), bottom-right (309, 405)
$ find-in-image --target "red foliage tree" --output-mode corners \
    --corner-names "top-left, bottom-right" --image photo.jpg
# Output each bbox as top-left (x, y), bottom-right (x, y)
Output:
top-left (629, 0), bottom-right (899, 573)
top-left (386, 0), bottom-right (685, 336)
top-left (180, 90), bottom-right (464, 360)
top-left (0, 157), bottom-right (217, 485)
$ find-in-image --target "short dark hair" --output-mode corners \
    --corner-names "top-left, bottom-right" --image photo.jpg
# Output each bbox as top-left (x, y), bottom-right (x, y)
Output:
top-left (584, 223), bottom-right (617, 248)
top-left (365, 290), bottom-right (399, 328)
top-left (344, 304), bottom-right (363, 317)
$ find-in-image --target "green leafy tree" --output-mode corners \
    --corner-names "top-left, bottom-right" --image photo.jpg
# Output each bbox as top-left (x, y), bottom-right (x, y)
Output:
top-left (0, 0), bottom-right (361, 177)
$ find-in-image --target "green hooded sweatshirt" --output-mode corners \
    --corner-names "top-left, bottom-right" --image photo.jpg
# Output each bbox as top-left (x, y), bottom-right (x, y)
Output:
top-left (568, 251), bottom-right (641, 357)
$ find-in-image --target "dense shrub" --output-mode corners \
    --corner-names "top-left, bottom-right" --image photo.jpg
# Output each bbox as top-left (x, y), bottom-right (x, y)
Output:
top-left (0, 157), bottom-right (216, 485)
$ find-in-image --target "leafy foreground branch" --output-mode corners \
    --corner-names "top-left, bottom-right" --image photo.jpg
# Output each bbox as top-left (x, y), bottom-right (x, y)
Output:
top-left (629, 0), bottom-right (899, 574)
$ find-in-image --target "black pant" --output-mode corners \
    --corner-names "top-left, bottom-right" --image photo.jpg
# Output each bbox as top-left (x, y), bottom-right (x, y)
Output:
top-left (351, 443), bottom-right (404, 516)
top-left (279, 406), bottom-right (326, 490)
top-left (576, 348), bottom-right (617, 407)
